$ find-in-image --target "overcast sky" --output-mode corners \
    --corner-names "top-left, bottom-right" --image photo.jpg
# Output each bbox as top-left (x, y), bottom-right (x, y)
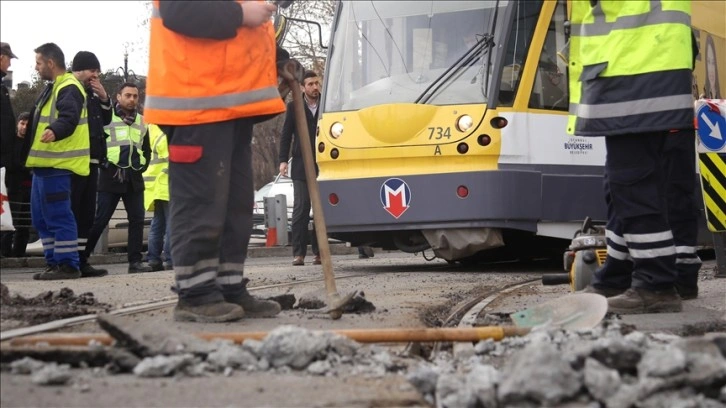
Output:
top-left (0, 1), bottom-right (151, 88)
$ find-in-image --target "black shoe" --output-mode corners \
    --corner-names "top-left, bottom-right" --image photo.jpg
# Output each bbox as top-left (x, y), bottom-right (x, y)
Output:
top-left (148, 261), bottom-right (165, 272)
top-left (174, 299), bottom-right (245, 323)
top-left (33, 264), bottom-right (81, 281)
top-left (674, 283), bottom-right (698, 300)
top-left (607, 287), bottom-right (682, 314)
top-left (128, 262), bottom-right (153, 273)
top-left (80, 264), bottom-right (108, 278)
top-left (225, 278), bottom-right (281, 318)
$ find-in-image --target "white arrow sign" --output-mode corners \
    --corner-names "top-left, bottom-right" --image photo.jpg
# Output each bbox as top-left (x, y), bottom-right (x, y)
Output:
top-left (701, 112), bottom-right (723, 140)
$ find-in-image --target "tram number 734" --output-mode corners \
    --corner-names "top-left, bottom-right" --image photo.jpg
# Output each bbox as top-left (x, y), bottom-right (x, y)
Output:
top-left (428, 127), bottom-right (452, 140)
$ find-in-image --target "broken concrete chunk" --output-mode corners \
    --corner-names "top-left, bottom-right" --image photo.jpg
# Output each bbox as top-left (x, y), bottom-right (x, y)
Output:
top-left (31, 363), bottom-right (72, 385)
top-left (584, 357), bottom-right (622, 403)
top-left (638, 346), bottom-right (687, 378)
top-left (498, 342), bottom-right (582, 406)
top-left (259, 326), bottom-right (330, 370)
top-left (206, 344), bottom-right (258, 370)
top-left (133, 354), bottom-right (196, 377)
top-left (10, 357), bottom-right (46, 375)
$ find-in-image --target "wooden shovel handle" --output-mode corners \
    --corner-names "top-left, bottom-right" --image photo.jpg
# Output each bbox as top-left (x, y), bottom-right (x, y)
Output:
top-left (8, 327), bottom-right (530, 347)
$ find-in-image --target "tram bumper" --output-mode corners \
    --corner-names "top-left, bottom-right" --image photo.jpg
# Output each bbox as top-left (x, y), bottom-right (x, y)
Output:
top-left (421, 228), bottom-right (503, 260)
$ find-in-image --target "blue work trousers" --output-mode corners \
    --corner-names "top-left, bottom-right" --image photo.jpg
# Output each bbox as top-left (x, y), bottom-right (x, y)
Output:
top-left (147, 199), bottom-right (171, 266)
top-left (30, 171), bottom-right (79, 269)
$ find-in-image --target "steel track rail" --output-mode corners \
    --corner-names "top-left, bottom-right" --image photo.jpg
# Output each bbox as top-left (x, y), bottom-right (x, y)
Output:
top-left (0, 273), bottom-right (370, 342)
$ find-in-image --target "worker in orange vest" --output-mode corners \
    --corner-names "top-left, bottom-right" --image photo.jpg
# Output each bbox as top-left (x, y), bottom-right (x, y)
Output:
top-left (145, 0), bottom-right (287, 323)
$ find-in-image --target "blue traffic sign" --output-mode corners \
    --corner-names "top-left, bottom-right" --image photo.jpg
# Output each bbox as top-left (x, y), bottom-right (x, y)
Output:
top-left (697, 104), bottom-right (726, 152)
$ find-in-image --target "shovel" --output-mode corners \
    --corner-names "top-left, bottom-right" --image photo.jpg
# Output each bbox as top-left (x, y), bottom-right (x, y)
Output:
top-left (277, 60), bottom-right (356, 320)
top-left (8, 293), bottom-right (608, 347)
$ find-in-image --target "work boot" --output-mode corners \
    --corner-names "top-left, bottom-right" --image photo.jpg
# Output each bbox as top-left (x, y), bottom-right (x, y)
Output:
top-left (128, 262), bottom-right (153, 273)
top-left (80, 263), bottom-right (108, 278)
top-left (312, 255), bottom-right (322, 265)
top-left (674, 283), bottom-right (698, 300)
top-left (580, 285), bottom-right (627, 298)
top-left (607, 287), bottom-right (682, 315)
top-left (173, 299), bottom-right (245, 323)
top-left (148, 261), bottom-right (165, 272)
top-left (225, 278), bottom-right (281, 318)
top-left (33, 264), bottom-right (81, 281)
top-left (292, 256), bottom-right (304, 266)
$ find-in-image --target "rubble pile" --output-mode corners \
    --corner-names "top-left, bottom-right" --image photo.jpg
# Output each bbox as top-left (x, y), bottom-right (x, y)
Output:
top-left (0, 284), bottom-right (111, 326)
top-left (410, 321), bottom-right (726, 407)
top-left (4, 323), bottom-right (725, 407)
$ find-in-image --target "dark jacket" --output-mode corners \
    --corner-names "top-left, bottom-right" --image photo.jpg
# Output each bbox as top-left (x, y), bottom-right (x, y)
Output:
top-left (0, 71), bottom-right (16, 168)
top-left (278, 99), bottom-right (318, 181)
top-left (85, 86), bottom-right (112, 163)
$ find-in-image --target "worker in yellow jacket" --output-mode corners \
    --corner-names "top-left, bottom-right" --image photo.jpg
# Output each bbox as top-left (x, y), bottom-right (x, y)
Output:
top-left (143, 124), bottom-right (171, 272)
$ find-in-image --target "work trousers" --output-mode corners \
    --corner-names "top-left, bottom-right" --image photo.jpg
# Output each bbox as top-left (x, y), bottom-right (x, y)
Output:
top-left (1, 172), bottom-right (32, 257)
top-left (166, 118), bottom-right (255, 305)
top-left (85, 187), bottom-right (146, 263)
top-left (593, 132), bottom-right (677, 291)
top-left (30, 171), bottom-right (79, 269)
top-left (71, 164), bottom-right (99, 266)
top-left (147, 199), bottom-right (171, 267)
top-left (663, 131), bottom-right (702, 289)
top-left (292, 179), bottom-right (318, 258)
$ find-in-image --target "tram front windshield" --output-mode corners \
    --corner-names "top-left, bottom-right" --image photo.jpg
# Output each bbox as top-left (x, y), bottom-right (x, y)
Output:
top-left (324, 1), bottom-right (507, 112)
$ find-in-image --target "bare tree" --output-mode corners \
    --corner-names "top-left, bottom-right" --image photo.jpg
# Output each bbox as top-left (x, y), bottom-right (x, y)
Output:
top-left (251, 0), bottom-right (336, 189)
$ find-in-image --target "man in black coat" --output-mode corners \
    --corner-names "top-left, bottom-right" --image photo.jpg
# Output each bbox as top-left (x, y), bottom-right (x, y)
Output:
top-left (70, 51), bottom-right (113, 277)
top-left (1, 112), bottom-right (32, 257)
top-left (278, 70), bottom-right (321, 266)
top-left (0, 42), bottom-right (18, 170)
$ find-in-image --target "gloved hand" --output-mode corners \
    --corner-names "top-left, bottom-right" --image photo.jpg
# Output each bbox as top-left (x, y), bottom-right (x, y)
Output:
top-left (276, 45), bottom-right (304, 99)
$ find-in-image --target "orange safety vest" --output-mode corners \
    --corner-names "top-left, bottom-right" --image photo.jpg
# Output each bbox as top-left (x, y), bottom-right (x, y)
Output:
top-left (145, 0), bottom-right (285, 125)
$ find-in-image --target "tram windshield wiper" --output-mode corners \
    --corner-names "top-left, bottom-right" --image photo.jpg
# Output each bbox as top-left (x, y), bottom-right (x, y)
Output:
top-left (414, 34), bottom-right (494, 105)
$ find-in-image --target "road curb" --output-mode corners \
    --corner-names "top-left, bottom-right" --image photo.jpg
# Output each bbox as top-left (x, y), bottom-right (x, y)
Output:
top-left (0, 243), bottom-right (359, 269)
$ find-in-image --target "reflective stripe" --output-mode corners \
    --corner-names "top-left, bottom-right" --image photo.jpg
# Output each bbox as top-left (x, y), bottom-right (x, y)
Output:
top-left (149, 157), bottom-right (168, 165)
top-left (218, 275), bottom-right (245, 285)
top-left (676, 257), bottom-right (702, 264)
top-left (144, 176), bottom-right (156, 182)
top-left (219, 262), bottom-right (246, 273)
top-left (28, 148), bottom-right (90, 159)
top-left (41, 237), bottom-right (55, 244)
top-left (574, 8), bottom-right (689, 37)
top-left (578, 94), bottom-right (693, 120)
top-left (55, 246), bottom-right (79, 253)
top-left (55, 240), bottom-right (78, 247)
top-left (38, 115), bottom-right (89, 125)
top-left (629, 246), bottom-right (676, 258)
top-left (151, 5), bottom-right (160, 18)
top-left (177, 270), bottom-right (218, 290)
top-left (145, 87), bottom-right (280, 111)
top-left (175, 258), bottom-right (219, 278)
top-left (624, 230), bottom-right (673, 244)
top-left (606, 244), bottom-right (632, 261)
top-left (605, 230), bottom-right (627, 246)
top-left (675, 245), bottom-right (696, 254)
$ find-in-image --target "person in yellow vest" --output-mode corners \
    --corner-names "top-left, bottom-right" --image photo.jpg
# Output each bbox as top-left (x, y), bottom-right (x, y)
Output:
top-left (569, 1), bottom-right (694, 313)
top-left (25, 43), bottom-right (89, 280)
top-left (145, 0), bottom-right (287, 322)
top-left (143, 124), bottom-right (171, 272)
top-left (84, 83), bottom-right (152, 274)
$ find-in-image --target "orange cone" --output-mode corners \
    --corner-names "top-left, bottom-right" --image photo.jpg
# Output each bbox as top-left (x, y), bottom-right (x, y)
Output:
top-left (266, 227), bottom-right (277, 247)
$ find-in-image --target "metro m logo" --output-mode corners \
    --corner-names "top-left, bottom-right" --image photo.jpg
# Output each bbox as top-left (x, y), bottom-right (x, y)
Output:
top-left (380, 178), bottom-right (411, 219)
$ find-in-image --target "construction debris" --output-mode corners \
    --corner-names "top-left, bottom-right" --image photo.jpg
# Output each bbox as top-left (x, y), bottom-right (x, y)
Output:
top-left (0, 284), bottom-right (111, 328)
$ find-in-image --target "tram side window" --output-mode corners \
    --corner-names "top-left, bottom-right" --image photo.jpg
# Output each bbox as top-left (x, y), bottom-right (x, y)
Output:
top-left (498, 0), bottom-right (543, 106)
top-left (528, 1), bottom-right (569, 111)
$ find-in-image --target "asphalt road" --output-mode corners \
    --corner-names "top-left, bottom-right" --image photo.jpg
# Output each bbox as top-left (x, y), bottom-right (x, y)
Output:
top-left (1, 250), bottom-right (724, 407)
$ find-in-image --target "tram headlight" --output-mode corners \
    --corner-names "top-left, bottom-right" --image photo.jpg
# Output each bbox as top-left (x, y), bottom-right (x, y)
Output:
top-left (456, 115), bottom-right (474, 132)
top-left (330, 122), bottom-right (344, 139)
